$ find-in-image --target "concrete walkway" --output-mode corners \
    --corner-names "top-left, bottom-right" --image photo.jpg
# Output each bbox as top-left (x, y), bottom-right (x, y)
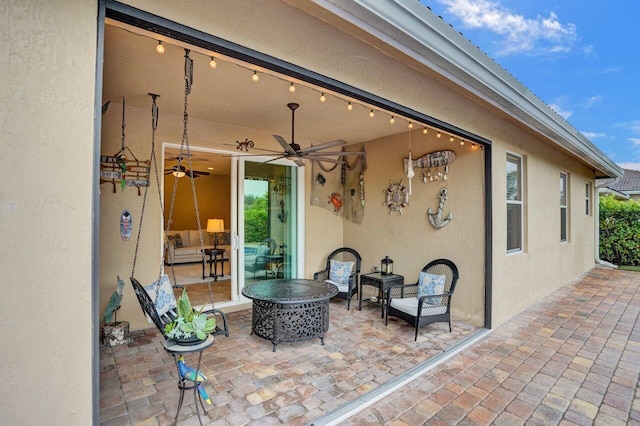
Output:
top-left (345, 268), bottom-right (640, 425)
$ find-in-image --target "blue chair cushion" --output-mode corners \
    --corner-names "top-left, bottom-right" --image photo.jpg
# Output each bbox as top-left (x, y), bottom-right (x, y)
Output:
top-left (329, 260), bottom-right (354, 285)
top-left (417, 272), bottom-right (446, 304)
top-left (144, 274), bottom-right (177, 317)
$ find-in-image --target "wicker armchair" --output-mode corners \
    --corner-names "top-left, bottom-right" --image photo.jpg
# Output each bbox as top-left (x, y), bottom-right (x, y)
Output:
top-left (313, 247), bottom-right (362, 310)
top-left (385, 259), bottom-right (459, 340)
top-left (244, 238), bottom-right (277, 279)
top-left (130, 277), bottom-right (229, 338)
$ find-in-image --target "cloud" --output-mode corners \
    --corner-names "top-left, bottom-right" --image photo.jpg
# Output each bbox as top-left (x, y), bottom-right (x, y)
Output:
top-left (630, 138), bottom-right (640, 147)
top-left (549, 103), bottom-right (573, 120)
top-left (581, 132), bottom-right (606, 139)
top-left (435, 0), bottom-right (578, 55)
top-left (617, 162), bottom-right (640, 171)
top-left (584, 95), bottom-right (602, 109)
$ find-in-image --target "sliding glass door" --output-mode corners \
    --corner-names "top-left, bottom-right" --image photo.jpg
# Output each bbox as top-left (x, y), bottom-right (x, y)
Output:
top-left (239, 160), bottom-right (298, 288)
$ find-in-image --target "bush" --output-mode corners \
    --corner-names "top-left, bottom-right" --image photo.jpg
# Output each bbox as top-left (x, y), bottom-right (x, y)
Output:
top-left (599, 195), bottom-right (640, 266)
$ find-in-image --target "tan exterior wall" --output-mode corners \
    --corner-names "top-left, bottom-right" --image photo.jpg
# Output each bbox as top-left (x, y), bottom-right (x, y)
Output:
top-left (0, 0), bottom-right (97, 424)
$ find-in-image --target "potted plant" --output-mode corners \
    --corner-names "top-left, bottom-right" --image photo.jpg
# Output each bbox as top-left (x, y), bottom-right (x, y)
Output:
top-left (164, 288), bottom-right (216, 345)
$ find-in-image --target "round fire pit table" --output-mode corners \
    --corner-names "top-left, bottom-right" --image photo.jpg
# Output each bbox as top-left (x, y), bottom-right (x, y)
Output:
top-left (241, 279), bottom-right (338, 351)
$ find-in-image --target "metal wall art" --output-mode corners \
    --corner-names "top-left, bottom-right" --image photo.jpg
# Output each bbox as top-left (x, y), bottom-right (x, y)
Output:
top-left (404, 150), bottom-right (456, 183)
top-left (384, 180), bottom-right (410, 214)
top-left (428, 188), bottom-right (453, 229)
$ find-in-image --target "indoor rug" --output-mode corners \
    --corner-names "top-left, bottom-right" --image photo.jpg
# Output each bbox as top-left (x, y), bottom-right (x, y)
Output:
top-left (163, 262), bottom-right (231, 286)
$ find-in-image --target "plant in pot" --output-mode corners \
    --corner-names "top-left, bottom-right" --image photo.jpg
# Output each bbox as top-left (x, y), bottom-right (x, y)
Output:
top-left (164, 288), bottom-right (216, 345)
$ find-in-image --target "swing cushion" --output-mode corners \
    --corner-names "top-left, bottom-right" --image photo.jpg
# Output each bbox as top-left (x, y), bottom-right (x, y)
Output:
top-left (144, 274), bottom-right (177, 318)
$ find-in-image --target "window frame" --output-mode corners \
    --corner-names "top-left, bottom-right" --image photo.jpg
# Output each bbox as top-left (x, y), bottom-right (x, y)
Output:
top-left (560, 172), bottom-right (568, 242)
top-left (585, 182), bottom-right (592, 216)
top-left (506, 152), bottom-right (523, 253)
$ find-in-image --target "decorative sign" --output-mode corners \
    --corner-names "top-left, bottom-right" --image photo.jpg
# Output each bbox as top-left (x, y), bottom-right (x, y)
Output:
top-left (100, 156), bottom-right (150, 195)
top-left (120, 209), bottom-right (132, 241)
top-left (404, 150), bottom-right (456, 183)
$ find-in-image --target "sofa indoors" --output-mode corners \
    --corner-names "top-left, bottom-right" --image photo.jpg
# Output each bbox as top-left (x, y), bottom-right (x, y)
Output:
top-left (164, 229), bottom-right (231, 265)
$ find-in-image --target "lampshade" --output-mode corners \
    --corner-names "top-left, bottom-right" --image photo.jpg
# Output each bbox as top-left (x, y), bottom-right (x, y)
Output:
top-left (206, 219), bottom-right (224, 233)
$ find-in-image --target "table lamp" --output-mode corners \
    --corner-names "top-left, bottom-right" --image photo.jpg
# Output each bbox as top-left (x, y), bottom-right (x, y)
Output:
top-left (206, 218), bottom-right (225, 248)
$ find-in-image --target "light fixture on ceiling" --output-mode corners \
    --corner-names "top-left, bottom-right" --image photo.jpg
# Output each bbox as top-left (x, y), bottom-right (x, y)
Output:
top-left (408, 122), bottom-right (414, 129)
top-left (423, 128), bottom-right (428, 134)
top-left (289, 82), bottom-right (296, 92)
top-left (437, 131), bottom-right (442, 138)
top-left (172, 167), bottom-right (185, 178)
top-left (320, 93), bottom-right (326, 102)
top-left (389, 116), bottom-right (395, 124)
top-left (209, 56), bottom-right (217, 69)
top-left (347, 102), bottom-right (353, 111)
top-left (369, 110), bottom-right (375, 118)
top-left (251, 70), bottom-right (259, 82)
top-left (155, 40), bottom-right (165, 54)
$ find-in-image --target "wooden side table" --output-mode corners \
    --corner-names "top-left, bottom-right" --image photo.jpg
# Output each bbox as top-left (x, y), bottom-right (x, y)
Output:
top-left (202, 248), bottom-right (225, 280)
top-left (164, 335), bottom-right (215, 425)
top-left (359, 272), bottom-right (404, 318)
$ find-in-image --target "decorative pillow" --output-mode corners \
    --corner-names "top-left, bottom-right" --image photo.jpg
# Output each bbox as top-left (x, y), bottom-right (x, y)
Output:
top-left (329, 260), bottom-right (355, 285)
top-left (144, 274), bottom-right (177, 317)
top-left (417, 272), bottom-right (446, 305)
top-left (211, 232), bottom-right (231, 246)
top-left (167, 233), bottom-right (183, 248)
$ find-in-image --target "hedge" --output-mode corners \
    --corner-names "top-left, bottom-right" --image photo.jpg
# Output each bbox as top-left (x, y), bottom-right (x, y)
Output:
top-left (599, 195), bottom-right (640, 266)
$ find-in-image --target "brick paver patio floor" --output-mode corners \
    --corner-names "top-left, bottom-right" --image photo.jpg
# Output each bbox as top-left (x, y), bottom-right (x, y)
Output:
top-left (100, 268), bottom-right (640, 425)
top-left (346, 268), bottom-right (640, 425)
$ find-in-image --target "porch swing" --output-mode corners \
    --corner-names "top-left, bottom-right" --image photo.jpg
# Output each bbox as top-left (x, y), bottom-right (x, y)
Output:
top-left (130, 49), bottom-right (229, 339)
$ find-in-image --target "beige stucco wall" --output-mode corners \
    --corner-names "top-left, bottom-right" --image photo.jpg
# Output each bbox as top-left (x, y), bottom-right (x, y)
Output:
top-left (0, 0), bottom-right (97, 424)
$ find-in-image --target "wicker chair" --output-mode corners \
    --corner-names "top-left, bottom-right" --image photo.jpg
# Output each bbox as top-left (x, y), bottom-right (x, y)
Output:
top-left (130, 277), bottom-right (229, 339)
top-left (244, 238), bottom-right (277, 279)
top-left (313, 247), bottom-right (362, 310)
top-left (385, 259), bottom-right (459, 340)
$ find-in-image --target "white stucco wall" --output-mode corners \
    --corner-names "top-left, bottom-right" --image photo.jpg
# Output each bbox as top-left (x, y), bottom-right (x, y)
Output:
top-left (0, 1), bottom-right (97, 424)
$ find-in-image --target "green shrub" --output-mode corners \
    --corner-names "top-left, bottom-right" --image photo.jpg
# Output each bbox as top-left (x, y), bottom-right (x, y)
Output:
top-left (599, 195), bottom-right (640, 266)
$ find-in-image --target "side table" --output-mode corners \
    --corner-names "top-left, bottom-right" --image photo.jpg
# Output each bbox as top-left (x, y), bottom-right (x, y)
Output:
top-left (359, 272), bottom-right (404, 318)
top-left (164, 335), bottom-right (215, 425)
top-left (202, 248), bottom-right (225, 280)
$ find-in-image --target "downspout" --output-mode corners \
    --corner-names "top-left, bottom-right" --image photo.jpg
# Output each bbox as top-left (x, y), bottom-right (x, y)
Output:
top-left (594, 179), bottom-right (619, 268)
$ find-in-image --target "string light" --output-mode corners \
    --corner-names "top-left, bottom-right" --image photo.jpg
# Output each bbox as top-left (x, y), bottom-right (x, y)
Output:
top-left (135, 31), bottom-right (483, 153)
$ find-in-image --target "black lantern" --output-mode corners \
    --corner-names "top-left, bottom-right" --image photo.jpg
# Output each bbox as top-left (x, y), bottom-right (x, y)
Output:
top-left (380, 256), bottom-right (393, 275)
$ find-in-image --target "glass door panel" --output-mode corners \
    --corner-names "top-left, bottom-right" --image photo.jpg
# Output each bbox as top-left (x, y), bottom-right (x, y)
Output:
top-left (241, 161), bottom-right (297, 285)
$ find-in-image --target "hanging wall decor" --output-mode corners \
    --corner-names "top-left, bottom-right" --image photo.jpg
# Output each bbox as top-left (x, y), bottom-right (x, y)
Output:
top-left (404, 150), bottom-right (456, 183)
top-left (100, 98), bottom-right (150, 194)
top-left (120, 209), bottom-right (132, 241)
top-left (428, 188), bottom-right (453, 229)
top-left (384, 180), bottom-right (410, 215)
top-left (310, 145), bottom-right (366, 223)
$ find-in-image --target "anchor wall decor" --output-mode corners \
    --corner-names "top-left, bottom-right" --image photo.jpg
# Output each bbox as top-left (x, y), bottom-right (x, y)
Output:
top-left (428, 187), bottom-right (453, 229)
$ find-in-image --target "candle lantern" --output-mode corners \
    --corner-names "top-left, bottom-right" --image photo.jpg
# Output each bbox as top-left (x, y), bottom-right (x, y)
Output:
top-left (380, 256), bottom-right (393, 275)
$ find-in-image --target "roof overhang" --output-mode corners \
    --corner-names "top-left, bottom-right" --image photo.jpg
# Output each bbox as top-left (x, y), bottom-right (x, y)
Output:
top-left (306, 0), bottom-right (623, 179)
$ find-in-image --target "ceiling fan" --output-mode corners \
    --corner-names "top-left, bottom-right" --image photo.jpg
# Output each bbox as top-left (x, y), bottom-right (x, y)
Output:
top-left (164, 165), bottom-right (210, 179)
top-left (226, 103), bottom-right (365, 167)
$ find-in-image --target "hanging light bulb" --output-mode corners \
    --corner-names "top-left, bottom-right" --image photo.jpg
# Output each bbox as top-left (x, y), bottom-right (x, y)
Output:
top-left (423, 128), bottom-right (428, 134)
top-left (209, 56), bottom-right (217, 69)
top-left (437, 131), bottom-right (442, 138)
top-left (450, 136), bottom-right (454, 142)
top-left (289, 82), bottom-right (296, 93)
top-left (320, 93), bottom-right (326, 102)
top-left (389, 116), bottom-right (395, 124)
top-left (369, 110), bottom-right (375, 118)
top-left (460, 140), bottom-right (465, 146)
top-left (155, 40), bottom-right (165, 54)
top-left (347, 102), bottom-right (353, 111)
top-left (408, 122), bottom-right (414, 129)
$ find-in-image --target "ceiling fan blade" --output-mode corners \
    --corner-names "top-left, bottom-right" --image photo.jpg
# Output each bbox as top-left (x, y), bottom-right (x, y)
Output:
top-left (306, 150), bottom-right (366, 156)
top-left (262, 156), bottom-right (287, 164)
top-left (298, 139), bottom-right (346, 154)
top-left (308, 156), bottom-right (344, 164)
top-left (293, 159), bottom-right (306, 167)
top-left (273, 134), bottom-right (297, 155)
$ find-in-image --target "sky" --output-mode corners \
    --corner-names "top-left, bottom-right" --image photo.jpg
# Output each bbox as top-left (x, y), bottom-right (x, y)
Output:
top-left (421, 0), bottom-right (640, 171)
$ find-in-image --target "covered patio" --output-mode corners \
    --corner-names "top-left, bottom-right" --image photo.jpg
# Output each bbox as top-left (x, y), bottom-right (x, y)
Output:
top-left (99, 297), bottom-right (482, 425)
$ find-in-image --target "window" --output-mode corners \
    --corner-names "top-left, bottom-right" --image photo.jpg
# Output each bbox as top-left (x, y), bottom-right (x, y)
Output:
top-left (560, 172), bottom-right (568, 242)
top-left (585, 182), bottom-right (592, 215)
top-left (507, 153), bottom-right (523, 252)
